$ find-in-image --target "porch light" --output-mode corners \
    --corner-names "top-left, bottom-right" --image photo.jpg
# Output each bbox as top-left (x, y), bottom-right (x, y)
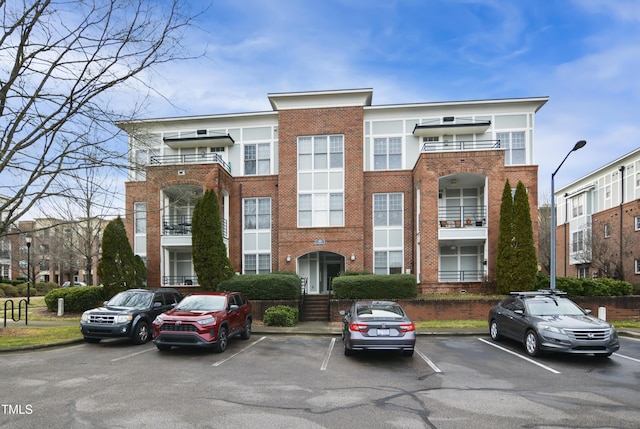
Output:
top-left (350, 253), bottom-right (356, 261)
top-left (286, 255), bottom-right (291, 262)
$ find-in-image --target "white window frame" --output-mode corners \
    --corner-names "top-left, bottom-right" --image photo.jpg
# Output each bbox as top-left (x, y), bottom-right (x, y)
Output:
top-left (604, 223), bottom-right (611, 238)
top-left (242, 198), bottom-right (272, 274)
top-left (635, 216), bottom-right (640, 231)
top-left (297, 135), bottom-right (344, 228)
top-left (373, 193), bottom-right (404, 274)
top-left (244, 143), bottom-right (271, 175)
top-left (635, 259), bottom-right (640, 274)
top-left (373, 137), bottom-right (402, 170)
top-left (133, 202), bottom-right (146, 255)
top-left (496, 131), bottom-right (526, 165)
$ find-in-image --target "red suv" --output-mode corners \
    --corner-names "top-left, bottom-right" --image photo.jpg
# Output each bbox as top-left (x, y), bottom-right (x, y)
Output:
top-left (152, 291), bottom-right (251, 353)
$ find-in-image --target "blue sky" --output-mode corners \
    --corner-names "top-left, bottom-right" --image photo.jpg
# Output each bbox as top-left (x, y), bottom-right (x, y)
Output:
top-left (140, 0), bottom-right (639, 201)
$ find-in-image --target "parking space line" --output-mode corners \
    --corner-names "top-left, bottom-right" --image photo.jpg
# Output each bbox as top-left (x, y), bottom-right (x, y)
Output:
top-left (111, 346), bottom-right (156, 362)
top-left (212, 336), bottom-right (266, 367)
top-left (613, 353), bottom-right (640, 364)
top-left (321, 338), bottom-right (336, 370)
top-left (478, 338), bottom-right (561, 374)
top-left (415, 348), bottom-right (441, 373)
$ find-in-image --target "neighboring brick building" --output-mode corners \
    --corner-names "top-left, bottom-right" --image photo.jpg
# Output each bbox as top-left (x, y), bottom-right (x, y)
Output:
top-left (119, 89), bottom-right (547, 294)
top-left (554, 148), bottom-right (640, 283)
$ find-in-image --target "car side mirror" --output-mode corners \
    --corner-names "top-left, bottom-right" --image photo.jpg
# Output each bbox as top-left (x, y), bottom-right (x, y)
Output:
top-left (514, 309), bottom-right (524, 316)
top-left (584, 309), bottom-right (592, 315)
top-left (339, 310), bottom-right (346, 316)
top-left (153, 302), bottom-right (162, 308)
top-left (229, 304), bottom-right (239, 312)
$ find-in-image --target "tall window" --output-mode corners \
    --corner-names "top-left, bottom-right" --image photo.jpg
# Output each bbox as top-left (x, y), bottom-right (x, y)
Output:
top-left (635, 259), bottom-right (640, 274)
top-left (604, 223), bottom-right (611, 238)
top-left (373, 137), bottom-right (402, 170)
top-left (244, 143), bottom-right (270, 175)
top-left (635, 216), bottom-right (640, 231)
top-left (373, 193), bottom-right (404, 274)
top-left (571, 194), bottom-right (585, 218)
top-left (133, 202), bottom-right (146, 255)
top-left (298, 135), bottom-right (344, 227)
top-left (497, 131), bottom-right (525, 165)
top-left (243, 198), bottom-right (271, 274)
top-left (572, 230), bottom-right (585, 253)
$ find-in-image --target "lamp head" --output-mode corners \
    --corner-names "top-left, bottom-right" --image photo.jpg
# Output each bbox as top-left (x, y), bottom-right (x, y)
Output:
top-left (572, 140), bottom-right (586, 151)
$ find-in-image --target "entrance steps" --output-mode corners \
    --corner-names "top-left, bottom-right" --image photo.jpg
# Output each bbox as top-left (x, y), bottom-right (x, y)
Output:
top-left (300, 294), bottom-right (329, 322)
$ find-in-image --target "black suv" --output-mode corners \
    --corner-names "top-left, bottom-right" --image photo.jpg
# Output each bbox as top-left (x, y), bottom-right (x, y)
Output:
top-left (80, 288), bottom-right (183, 345)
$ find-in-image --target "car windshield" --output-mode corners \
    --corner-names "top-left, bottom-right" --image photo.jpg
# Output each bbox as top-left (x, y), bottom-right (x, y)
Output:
top-left (107, 292), bottom-right (152, 309)
top-left (356, 304), bottom-right (404, 319)
top-left (525, 298), bottom-right (585, 316)
top-left (176, 295), bottom-right (226, 311)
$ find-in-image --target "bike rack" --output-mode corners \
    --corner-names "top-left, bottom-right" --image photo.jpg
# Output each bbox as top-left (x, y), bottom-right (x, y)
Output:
top-left (3, 299), bottom-right (28, 327)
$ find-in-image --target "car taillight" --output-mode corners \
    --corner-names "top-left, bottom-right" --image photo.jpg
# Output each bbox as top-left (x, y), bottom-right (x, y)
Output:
top-left (349, 323), bottom-right (369, 332)
top-left (398, 323), bottom-right (415, 332)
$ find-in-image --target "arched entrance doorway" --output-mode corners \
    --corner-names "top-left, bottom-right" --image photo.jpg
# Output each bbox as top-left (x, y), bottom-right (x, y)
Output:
top-left (297, 251), bottom-right (345, 294)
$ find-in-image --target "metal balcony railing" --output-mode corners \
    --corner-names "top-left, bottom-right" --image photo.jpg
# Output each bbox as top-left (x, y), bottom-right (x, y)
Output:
top-left (163, 215), bottom-right (192, 235)
top-left (439, 270), bottom-right (485, 282)
top-left (163, 215), bottom-right (229, 237)
top-left (438, 205), bottom-right (487, 227)
top-left (150, 152), bottom-right (231, 172)
top-left (162, 276), bottom-right (198, 286)
top-left (421, 139), bottom-right (501, 153)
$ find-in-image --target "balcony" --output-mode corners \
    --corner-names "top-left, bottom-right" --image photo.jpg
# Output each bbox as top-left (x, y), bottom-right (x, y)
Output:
top-left (163, 215), bottom-right (192, 236)
top-left (438, 205), bottom-right (487, 228)
top-left (150, 152), bottom-right (231, 172)
top-left (439, 270), bottom-right (485, 282)
top-left (422, 139), bottom-right (501, 153)
top-left (162, 276), bottom-right (199, 287)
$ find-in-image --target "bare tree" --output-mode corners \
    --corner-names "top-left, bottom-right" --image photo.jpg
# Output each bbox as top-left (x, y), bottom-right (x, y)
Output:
top-left (0, 0), bottom-right (201, 236)
top-left (537, 193), bottom-right (551, 275)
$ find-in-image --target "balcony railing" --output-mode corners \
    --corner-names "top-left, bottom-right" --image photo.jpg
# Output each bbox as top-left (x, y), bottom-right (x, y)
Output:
top-left (163, 215), bottom-right (192, 235)
top-left (439, 270), bottom-right (485, 282)
top-left (162, 276), bottom-right (198, 286)
top-left (421, 139), bottom-right (501, 153)
top-left (163, 215), bottom-right (229, 237)
top-left (150, 152), bottom-right (231, 172)
top-left (438, 205), bottom-right (487, 227)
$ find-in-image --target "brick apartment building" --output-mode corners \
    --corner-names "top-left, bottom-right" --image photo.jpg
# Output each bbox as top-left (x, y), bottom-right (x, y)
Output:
top-left (119, 89), bottom-right (547, 294)
top-left (554, 147), bottom-right (640, 283)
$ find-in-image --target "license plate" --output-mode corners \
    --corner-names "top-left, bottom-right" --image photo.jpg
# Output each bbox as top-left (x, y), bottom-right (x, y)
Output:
top-left (377, 329), bottom-right (390, 336)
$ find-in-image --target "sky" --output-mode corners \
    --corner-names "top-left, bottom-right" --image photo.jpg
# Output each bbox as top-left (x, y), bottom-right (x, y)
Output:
top-left (136, 0), bottom-right (639, 203)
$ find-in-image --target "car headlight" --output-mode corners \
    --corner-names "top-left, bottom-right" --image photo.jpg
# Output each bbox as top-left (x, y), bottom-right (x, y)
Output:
top-left (115, 315), bottom-right (133, 324)
top-left (197, 317), bottom-right (216, 326)
top-left (153, 315), bottom-right (164, 325)
top-left (81, 312), bottom-right (89, 322)
top-left (539, 324), bottom-right (564, 335)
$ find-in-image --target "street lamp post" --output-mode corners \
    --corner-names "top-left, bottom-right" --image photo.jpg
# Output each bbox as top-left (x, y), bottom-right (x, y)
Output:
top-left (550, 140), bottom-right (587, 289)
top-left (25, 235), bottom-right (32, 304)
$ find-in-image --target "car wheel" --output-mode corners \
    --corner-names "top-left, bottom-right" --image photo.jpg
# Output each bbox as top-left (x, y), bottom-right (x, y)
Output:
top-left (240, 318), bottom-right (252, 340)
top-left (214, 326), bottom-right (228, 353)
top-left (403, 349), bottom-right (414, 357)
top-left (156, 344), bottom-right (171, 351)
top-left (524, 330), bottom-right (541, 357)
top-left (132, 321), bottom-right (150, 345)
top-left (489, 320), bottom-right (502, 341)
top-left (84, 337), bottom-right (101, 344)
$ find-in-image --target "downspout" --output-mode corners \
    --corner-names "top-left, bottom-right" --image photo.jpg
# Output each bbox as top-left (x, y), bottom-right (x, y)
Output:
top-left (618, 166), bottom-right (625, 279)
top-left (563, 193), bottom-right (568, 277)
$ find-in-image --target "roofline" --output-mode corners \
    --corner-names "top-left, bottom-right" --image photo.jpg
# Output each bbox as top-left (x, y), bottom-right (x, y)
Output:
top-left (555, 146), bottom-right (640, 194)
top-left (366, 96), bottom-right (549, 112)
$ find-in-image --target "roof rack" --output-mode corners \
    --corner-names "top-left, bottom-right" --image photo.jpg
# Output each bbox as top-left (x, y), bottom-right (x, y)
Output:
top-left (510, 289), bottom-right (567, 297)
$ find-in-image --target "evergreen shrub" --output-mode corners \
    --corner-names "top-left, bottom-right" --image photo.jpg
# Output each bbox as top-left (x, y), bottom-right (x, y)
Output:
top-left (217, 273), bottom-right (300, 300)
top-left (332, 274), bottom-right (417, 299)
top-left (263, 305), bottom-right (299, 326)
top-left (44, 286), bottom-right (105, 313)
top-left (0, 283), bottom-right (19, 297)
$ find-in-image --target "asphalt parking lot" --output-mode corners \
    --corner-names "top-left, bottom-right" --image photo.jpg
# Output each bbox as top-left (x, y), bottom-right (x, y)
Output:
top-left (2, 333), bottom-right (640, 429)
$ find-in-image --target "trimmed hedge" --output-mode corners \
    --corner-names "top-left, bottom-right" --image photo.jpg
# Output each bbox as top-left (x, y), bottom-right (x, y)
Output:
top-left (217, 273), bottom-right (301, 300)
top-left (44, 286), bottom-right (105, 313)
top-left (332, 274), bottom-right (418, 299)
top-left (535, 275), bottom-right (632, 296)
top-left (0, 283), bottom-right (19, 297)
top-left (263, 305), bottom-right (299, 326)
